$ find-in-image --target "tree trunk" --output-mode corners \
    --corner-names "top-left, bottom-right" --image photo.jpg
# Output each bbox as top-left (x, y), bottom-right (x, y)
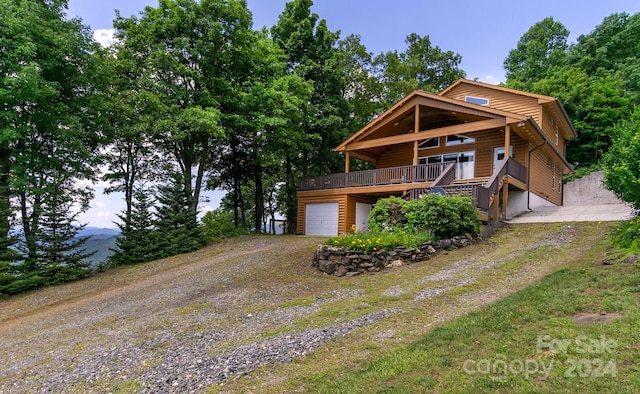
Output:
top-left (253, 158), bottom-right (264, 234)
top-left (285, 154), bottom-right (296, 234)
top-left (20, 191), bottom-right (41, 268)
top-left (0, 148), bottom-right (11, 255)
top-left (123, 144), bottom-right (136, 234)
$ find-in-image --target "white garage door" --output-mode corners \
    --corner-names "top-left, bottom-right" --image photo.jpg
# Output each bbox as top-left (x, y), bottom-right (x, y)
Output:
top-left (305, 202), bottom-right (339, 236)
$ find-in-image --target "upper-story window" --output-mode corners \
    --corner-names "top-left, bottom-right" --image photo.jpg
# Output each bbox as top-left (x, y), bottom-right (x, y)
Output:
top-left (418, 137), bottom-right (439, 149)
top-left (465, 96), bottom-right (489, 106)
top-left (446, 134), bottom-right (475, 146)
top-left (555, 125), bottom-right (559, 145)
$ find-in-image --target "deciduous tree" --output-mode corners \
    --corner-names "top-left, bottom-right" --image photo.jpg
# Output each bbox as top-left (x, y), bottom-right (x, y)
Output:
top-left (603, 106), bottom-right (640, 211)
top-left (503, 17), bottom-right (569, 90)
top-left (1, 0), bottom-right (103, 288)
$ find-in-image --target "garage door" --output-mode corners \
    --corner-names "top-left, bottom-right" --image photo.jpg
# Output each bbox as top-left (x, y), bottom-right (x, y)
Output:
top-left (305, 202), bottom-right (339, 236)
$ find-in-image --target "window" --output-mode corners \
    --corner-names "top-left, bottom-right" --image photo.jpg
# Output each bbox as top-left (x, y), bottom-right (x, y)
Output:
top-left (418, 137), bottom-right (439, 149)
top-left (465, 96), bottom-right (489, 106)
top-left (446, 134), bottom-right (475, 146)
top-left (420, 151), bottom-right (475, 179)
top-left (555, 125), bottom-right (559, 145)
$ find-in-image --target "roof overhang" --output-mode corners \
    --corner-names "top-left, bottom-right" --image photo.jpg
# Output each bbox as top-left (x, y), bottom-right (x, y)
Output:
top-left (335, 90), bottom-right (526, 154)
top-left (442, 78), bottom-right (577, 140)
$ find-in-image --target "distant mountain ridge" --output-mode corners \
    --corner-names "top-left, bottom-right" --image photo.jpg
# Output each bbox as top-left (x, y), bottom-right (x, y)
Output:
top-left (77, 227), bottom-right (120, 267)
top-left (78, 227), bottom-right (120, 238)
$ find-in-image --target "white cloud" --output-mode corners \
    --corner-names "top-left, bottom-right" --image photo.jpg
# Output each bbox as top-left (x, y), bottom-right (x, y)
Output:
top-left (97, 211), bottom-right (111, 218)
top-left (93, 29), bottom-right (115, 48)
top-left (94, 200), bottom-right (106, 209)
top-left (480, 75), bottom-right (503, 85)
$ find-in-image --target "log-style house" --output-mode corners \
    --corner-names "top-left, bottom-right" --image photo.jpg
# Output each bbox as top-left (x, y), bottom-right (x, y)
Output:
top-left (297, 79), bottom-right (577, 236)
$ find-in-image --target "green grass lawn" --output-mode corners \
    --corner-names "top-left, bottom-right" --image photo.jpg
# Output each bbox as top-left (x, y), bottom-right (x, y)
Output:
top-left (303, 230), bottom-right (640, 393)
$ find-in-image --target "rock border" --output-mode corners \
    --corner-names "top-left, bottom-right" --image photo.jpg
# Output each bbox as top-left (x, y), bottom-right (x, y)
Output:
top-left (313, 235), bottom-right (473, 277)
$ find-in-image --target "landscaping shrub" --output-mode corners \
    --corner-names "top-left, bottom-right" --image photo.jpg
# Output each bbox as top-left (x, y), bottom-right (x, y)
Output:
top-left (326, 230), bottom-right (432, 253)
top-left (326, 194), bottom-right (480, 253)
top-left (612, 217), bottom-right (640, 250)
top-left (419, 193), bottom-right (481, 239)
top-left (368, 194), bottom-right (480, 239)
top-left (368, 196), bottom-right (408, 232)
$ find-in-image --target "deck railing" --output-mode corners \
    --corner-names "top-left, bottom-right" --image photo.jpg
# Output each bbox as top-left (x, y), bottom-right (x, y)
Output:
top-left (407, 158), bottom-right (526, 211)
top-left (407, 185), bottom-right (491, 210)
top-left (298, 163), bottom-right (454, 191)
top-left (484, 157), bottom-right (526, 198)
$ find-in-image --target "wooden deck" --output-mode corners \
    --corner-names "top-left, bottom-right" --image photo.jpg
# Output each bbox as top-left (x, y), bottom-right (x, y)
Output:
top-left (298, 163), bottom-right (454, 191)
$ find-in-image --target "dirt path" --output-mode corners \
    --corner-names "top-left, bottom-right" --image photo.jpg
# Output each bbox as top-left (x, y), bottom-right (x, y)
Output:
top-left (0, 237), bottom-right (286, 330)
top-left (0, 223), bottom-right (608, 393)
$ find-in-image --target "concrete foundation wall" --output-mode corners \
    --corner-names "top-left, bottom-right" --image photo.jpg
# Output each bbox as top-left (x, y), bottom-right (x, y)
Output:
top-left (506, 191), bottom-right (556, 219)
top-left (507, 191), bottom-right (529, 218)
top-left (563, 171), bottom-right (622, 206)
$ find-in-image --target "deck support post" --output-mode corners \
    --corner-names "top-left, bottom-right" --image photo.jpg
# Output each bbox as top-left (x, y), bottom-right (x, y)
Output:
top-left (493, 194), bottom-right (499, 222)
top-left (504, 124), bottom-right (511, 158)
top-left (413, 104), bottom-right (420, 166)
top-left (502, 182), bottom-right (509, 219)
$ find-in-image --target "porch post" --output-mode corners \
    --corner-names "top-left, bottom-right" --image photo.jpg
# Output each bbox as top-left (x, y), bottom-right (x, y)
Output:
top-left (504, 124), bottom-right (511, 158)
top-left (501, 124), bottom-right (511, 219)
top-left (344, 151), bottom-right (350, 173)
top-left (413, 104), bottom-right (420, 166)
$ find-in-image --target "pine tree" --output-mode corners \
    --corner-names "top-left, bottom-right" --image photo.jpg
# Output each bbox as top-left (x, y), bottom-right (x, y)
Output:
top-left (154, 172), bottom-right (205, 258)
top-left (110, 185), bottom-right (158, 265)
top-left (30, 177), bottom-right (92, 285)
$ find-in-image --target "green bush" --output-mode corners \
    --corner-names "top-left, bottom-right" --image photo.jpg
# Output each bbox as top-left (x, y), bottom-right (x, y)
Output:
top-left (612, 217), bottom-right (640, 250)
top-left (326, 194), bottom-right (480, 253)
top-left (602, 106), bottom-right (640, 211)
top-left (326, 230), bottom-right (432, 253)
top-left (201, 209), bottom-right (248, 240)
top-left (368, 196), bottom-right (408, 232)
top-left (419, 194), bottom-right (481, 239)
top-left (368, 194), bottom-right (480, 239)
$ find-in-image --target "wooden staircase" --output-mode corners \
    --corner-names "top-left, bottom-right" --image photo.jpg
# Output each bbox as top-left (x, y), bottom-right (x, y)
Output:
top-left (403, 158), bottom-right (527, 222)
top-left (451, 176), bottom-right (490, 186)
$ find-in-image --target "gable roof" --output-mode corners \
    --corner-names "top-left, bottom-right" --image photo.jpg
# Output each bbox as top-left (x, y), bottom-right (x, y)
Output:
top-left (334, 89), bottom-right (527, 152)
top-left (441, 79), bottom-right (577, 139)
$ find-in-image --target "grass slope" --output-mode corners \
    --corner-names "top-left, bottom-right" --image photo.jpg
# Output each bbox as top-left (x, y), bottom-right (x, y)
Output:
top-left (302, 228), bottom-right (640, 393)
top-left (0, 223), bottom-right (636, 393)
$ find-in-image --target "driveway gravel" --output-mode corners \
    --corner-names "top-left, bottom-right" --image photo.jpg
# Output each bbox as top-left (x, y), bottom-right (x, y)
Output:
top-left (0, 224), bottom-right (604, 393)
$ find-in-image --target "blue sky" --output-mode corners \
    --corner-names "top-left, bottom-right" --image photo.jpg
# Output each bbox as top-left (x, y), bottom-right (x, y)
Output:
top-left (69, 0), bottom-right (640, 84)
top-left (66, 0), bottom-right (640, 227)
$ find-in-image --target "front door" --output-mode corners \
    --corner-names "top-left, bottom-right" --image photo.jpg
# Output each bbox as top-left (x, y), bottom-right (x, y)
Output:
top-left (493, 146), bottom-right (514, 172)
top-left (355, 202), bottom-right (372, 233)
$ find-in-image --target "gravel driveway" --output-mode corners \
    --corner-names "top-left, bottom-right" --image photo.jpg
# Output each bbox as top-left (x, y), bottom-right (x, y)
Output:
top-left (0, 223), bottom-right (605, 393)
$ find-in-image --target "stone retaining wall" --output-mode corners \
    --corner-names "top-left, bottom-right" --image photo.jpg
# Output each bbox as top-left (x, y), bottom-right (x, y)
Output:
top-left (313, 235), bottom-right (473, 277)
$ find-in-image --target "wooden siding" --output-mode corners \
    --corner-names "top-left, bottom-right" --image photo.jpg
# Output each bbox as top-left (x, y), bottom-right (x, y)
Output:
top-left (345, 195), bottom-right (377, 233)
top-left (540, 106), bottom-right (566, 154)
top-left (297, 193), bottom-right (379, 235)
top-left (376, 142), bottom-right (414, 168)
top-left (528, 144), bottom-right (563, 206)
top-left (297, 194), bottom-right (346, 235)
top-left (375, 129), bottom-right (527, 179)
top-left (441, 84), bottom-right (541, 125)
